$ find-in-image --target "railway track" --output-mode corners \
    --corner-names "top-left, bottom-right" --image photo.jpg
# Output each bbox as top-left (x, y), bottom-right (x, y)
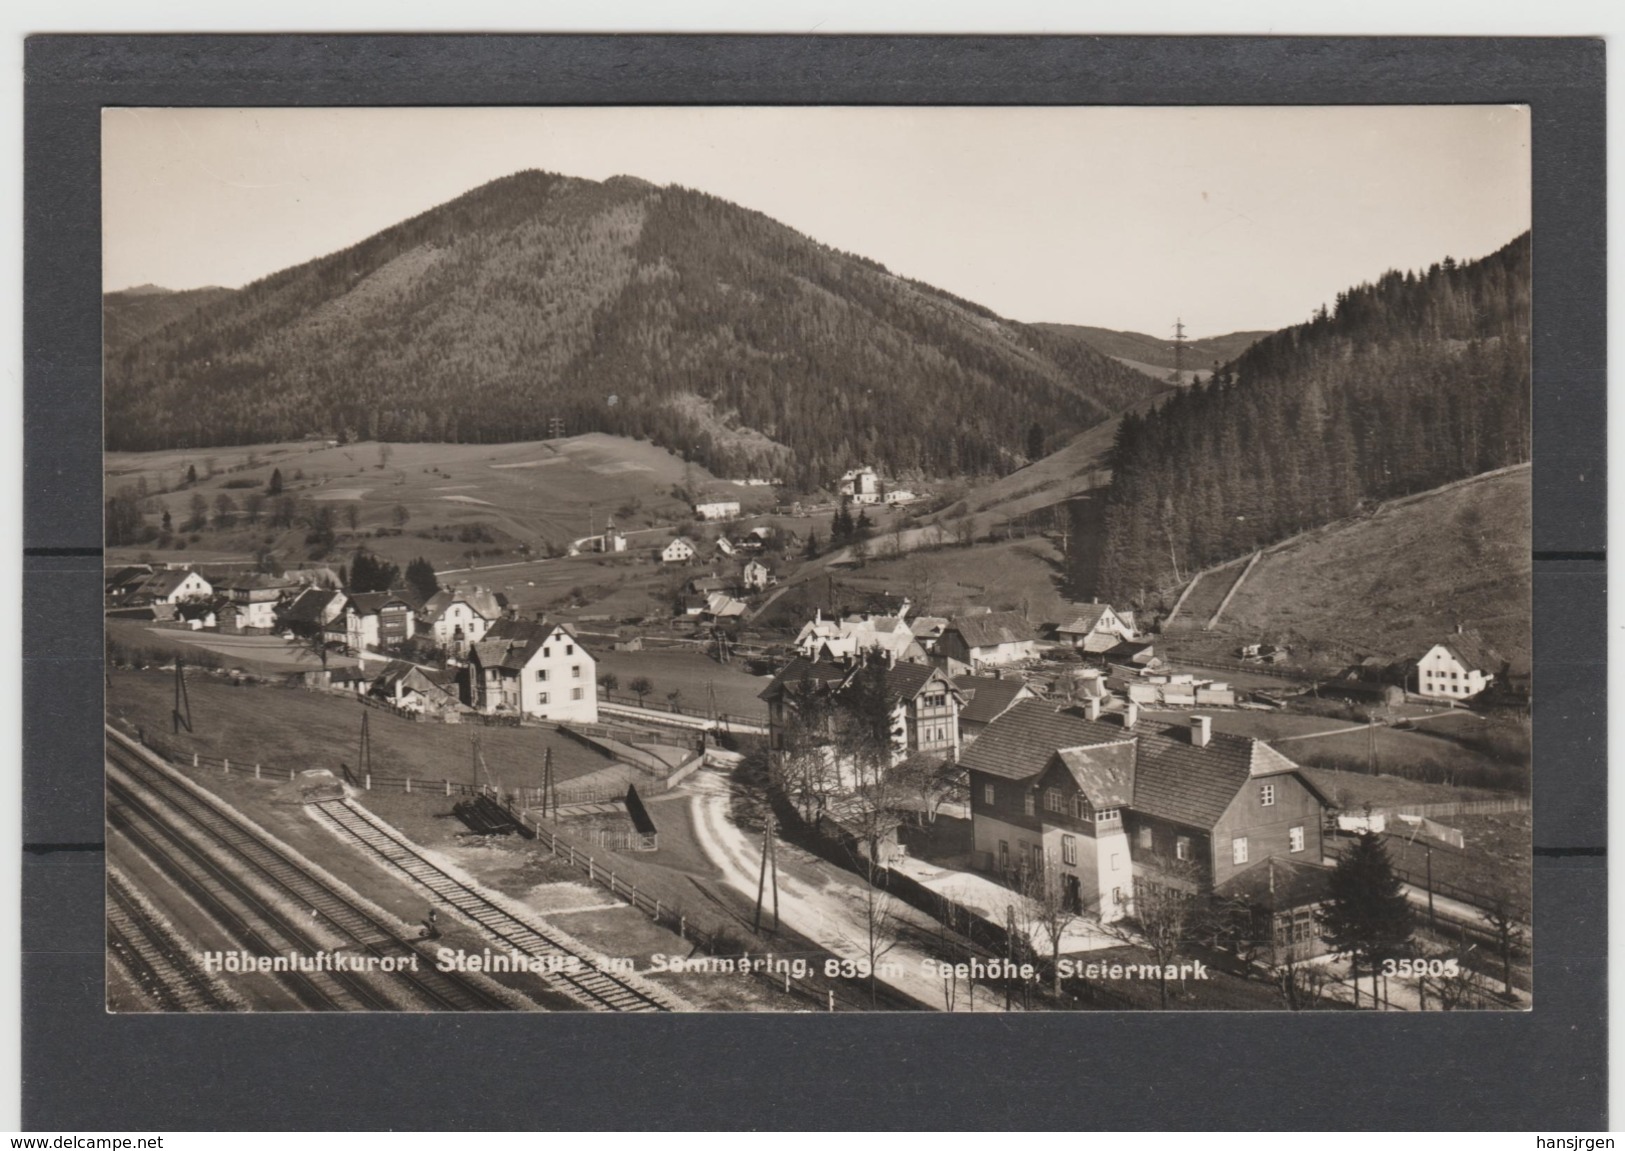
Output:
top-left (106, 869), bottom-right (241, 1012)
top-left (106, 733), bottom-right (521, 1012)
top-left (310, 798), bottom-right (686, 1012)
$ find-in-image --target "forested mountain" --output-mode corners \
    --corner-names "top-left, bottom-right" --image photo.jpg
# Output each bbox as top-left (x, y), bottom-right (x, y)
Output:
top-left (1035, 323), bottom-right (1269, 382)
top-left (1097, 233), bottom-right (1530, 603)
top-left (104, 284), bottom-right (236, 360)
top-left (104, 170), bottom-right (1160, 489)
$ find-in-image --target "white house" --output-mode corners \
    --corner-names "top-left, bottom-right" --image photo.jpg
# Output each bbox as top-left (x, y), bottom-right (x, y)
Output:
top-left (793, 608), bottom-right (927, 664)
top-left (1056, 602), bottom-right (1137, 653)
top-left (694, 500), bottom-right (741, 521)
top-left (839, 467), bottom-right (882, 505)
top-left (938, 612), bottom-right (1039, 669)
top-left (136, 568), bottom-right (213, 605)
top-left (742, 559), bottom-right (775, 591)
top-left (468, 618), bottom-right (597, 722)
top-left (419, 586), bottom-right (505, 654)
top-left (662, 537), bottom-right (697, 564)
top-left (1418, 631), bottom-right (1503, 700)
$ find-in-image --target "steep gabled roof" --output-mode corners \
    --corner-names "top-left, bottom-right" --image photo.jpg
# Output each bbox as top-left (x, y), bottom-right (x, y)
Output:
top-left (473, 617), bottom-right (580, 672)
top-left (281, 587), bottom-right (343, 625)
top-left (947, 611), bottom-right (1037, 649)
top-left (959, 699), bottom-right (1318, 830)
top-left (140, 568), bottom-right (207, 597)
top-left (1057, 604), bottom-right (1112, 634)
top-left (1053, 742), bottom-right (1136, 809)
top-left (952, 675), bottom-right (1032, 726)
top-left (1433, 631), bottom-right (1506, 674)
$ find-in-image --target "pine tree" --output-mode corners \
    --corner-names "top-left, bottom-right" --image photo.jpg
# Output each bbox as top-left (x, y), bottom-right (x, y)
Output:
top-left (267, 468), bottom-right (283, 496)
top-left (405, 557), bottom-right (439, 602)
top-left (1316, 831), bottom-right (1414, 1007)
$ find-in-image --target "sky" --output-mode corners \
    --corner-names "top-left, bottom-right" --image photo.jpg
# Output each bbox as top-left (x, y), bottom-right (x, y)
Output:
top-left (102, 105), bottom-right (1530, 337)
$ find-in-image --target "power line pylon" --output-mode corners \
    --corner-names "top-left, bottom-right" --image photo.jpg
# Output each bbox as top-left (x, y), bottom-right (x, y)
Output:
top-left (1171, 317), bottom-right (1187, 383)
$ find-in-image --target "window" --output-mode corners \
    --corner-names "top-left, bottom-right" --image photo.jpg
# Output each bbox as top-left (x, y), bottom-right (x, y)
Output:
top-left (1260, 784), bottom-right (1276, 807)
top-left (998, 841), bottom-right (1009, 871)
top-left (1232, 837), bottom-right (1249, 865)
top-left (1097, 807), bottom-right (1120, 824)
top-left (1289, 825), bottom-right (1305, 853)
top-left (1073, 795), bottom-right (1089, 821)
top-left (924, 692), bottom-right (946, 708)
top-left (1175, 836), bottom-right (1192, 861)
top-left (571, 687), bottom-right (584, 701)
top-left (537, 669), bottom-right (549, 682)
top-left (1138, 826), bottom-right (1153, 851)
top-left (538, 691), bottom-right (549, 704)
top-left (1045, 789), bottom-right (1065, 813)
top-left (1024, 792), bottom-right (1036, 817)
top-left (1062, 835), bottom-right (1077, 866)
top-left (543, 647), bottom-right (551, 659)
top-left (983, 782), bottom-right (995, 806)
top-left (572, 665), bottom-right (582, 678)
top-left (567, 644), bottom-right (574, 655)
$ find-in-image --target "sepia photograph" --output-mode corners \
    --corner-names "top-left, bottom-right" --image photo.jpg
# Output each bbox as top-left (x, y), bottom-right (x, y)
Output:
top-left (100, 105), bottom-right (1533, 1015)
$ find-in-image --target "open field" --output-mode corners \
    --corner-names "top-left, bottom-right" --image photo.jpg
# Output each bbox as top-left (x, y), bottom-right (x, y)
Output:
top-left (1214, 465), bottom-right (1531, 668)
top-left (831, 535), bottom-right (1076, 624)
top-left (105, 434), bottom-right (779, 569)
top-left (595, 648), bottom-right (771, 721)
top-left (108, 667), bottom-right (613, 789)
top-left (1206, 708), bottom-right (1528, 793)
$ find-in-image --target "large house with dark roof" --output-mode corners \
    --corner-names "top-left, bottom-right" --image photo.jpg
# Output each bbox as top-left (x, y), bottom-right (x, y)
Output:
top-left (761, 655), bottom-right (964, 767)
top-left (960, 698), bottom-right (1330, 922)
top-left (951, 674), bottom-right (1035, 745)
top-left (467, 618), bottom-right (597, 722)
top-left (938, 611), bottom-right (1038, 669)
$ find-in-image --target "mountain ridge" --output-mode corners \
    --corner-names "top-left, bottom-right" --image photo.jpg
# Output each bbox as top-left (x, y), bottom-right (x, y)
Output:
top-left (104, 169), bottom-right (1165, 490)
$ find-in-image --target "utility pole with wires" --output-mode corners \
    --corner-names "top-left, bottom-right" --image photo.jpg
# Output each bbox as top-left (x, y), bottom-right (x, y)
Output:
top-left (357, 708), bottom-right (373, 779)
top-left (172, 658), bottom-right (193, 734)
top-left (753, 807), bottom-right (780, 935)
top-left (541, 746), bottom-right (557, 821)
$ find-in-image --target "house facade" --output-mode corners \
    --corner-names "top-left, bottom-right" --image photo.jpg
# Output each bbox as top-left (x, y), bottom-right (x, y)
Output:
top-left (961, 700), bottom-right (1329, 923)
top-left (694, 500), bottom-right (741, 521)
top-left (137, 568), bottom-right (213, 606)
top-left (661, 538), bottom-right (697, 564)
top-left (1417, 632), bottom-right (1502, 700)
top-left (761, 656), bottom-right (965, 767)
top-left (839, 467), bottom-right (882, 505)
top-left (742, 560), bottom-right (774, 591)
top-left (938, 612), bottom-right (1039, 669)
top-left (418, 587), bottom-right (504, 654)
top-left (1056, 603), bottom-right (1137, 653)
top-left (467, 618), bottom-right (597, 722)
top-left (793, 610), bottom-right (926, 664)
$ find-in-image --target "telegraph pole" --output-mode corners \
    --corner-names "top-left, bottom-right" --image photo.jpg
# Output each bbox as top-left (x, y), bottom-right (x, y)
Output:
top-left (358, 709), bottom-right (372, 779)
top-left (753, 808), bottom-right (779, 934)
top-left (542, 746), bottom-right (557, 821)
top-left (172, 658), bottom-right (193, 733)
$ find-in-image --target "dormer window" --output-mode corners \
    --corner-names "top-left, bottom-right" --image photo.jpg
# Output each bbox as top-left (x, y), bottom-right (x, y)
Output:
top-left (1096, 808), bottom-right (1121, 825)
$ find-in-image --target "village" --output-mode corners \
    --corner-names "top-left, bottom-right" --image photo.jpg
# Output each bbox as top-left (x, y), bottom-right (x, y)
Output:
top-left (103, 452), bottom-right (1532, 1014)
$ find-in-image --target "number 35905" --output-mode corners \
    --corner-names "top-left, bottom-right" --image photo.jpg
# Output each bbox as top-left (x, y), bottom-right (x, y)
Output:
top-left (1382, 958), bottom-right (1459, 977)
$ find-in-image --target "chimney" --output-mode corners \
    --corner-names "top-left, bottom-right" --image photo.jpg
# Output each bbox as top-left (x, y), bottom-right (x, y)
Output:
top-left (1085, 695), bottom-right (1101, 721)
top-left (1191, 715), bottom-right (1211, 748)
top-left (1124, 702), bottom-right (1139, 730)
